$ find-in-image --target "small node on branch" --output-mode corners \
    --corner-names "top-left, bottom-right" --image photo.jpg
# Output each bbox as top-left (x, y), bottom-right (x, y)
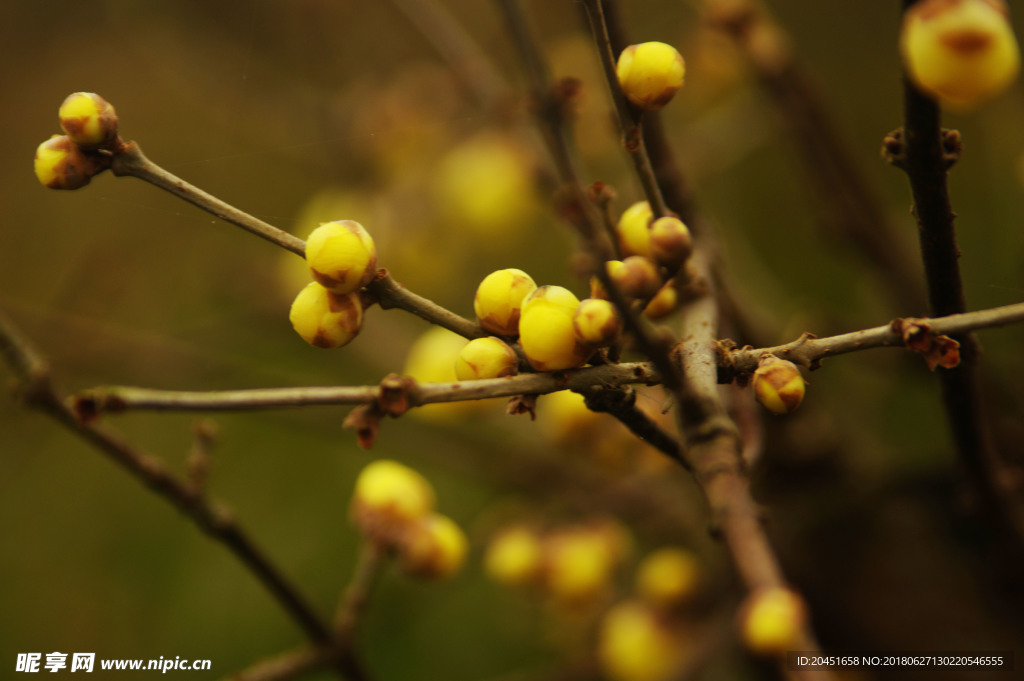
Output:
top-left (941, 128), bottom-right (963, 168)
top-left (377, 373), bottom-right (416, 416)
top-left (891, 317), bottom-right (961, 370)
top-left (881, 128), bottom-right (907, 169)
top-left (342, 404), bottom-right (383, 450)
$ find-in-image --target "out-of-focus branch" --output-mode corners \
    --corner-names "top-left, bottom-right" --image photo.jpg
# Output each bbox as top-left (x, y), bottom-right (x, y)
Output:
top-left (0, 311), bottom-right (367, 681)
top-left (704, 0), bottom-right (926, 314)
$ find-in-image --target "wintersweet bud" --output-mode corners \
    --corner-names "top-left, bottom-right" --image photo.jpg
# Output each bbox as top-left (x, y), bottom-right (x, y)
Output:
top-left (34, 135), bottom-right (103, 190)
top-left (351, 459), bottom-right (436, 540)
top-left (305, 220), bottom-right (377, 294)
top-left (616, 42), bottom-right (686, 110)
top-left (398, 513), bottom-right (468, 580)
top-left (752, 355), bottom-right (805, 414)
top-left (518, 286), bottom-right (590, 371)
top-left (473, 268), bottom-right (537, 336)
top-left (484, 525), bottom-right (544, 586)
top-left (598, 601), bottom-right (683, 681)
top-left (573, 298), bottom-right (622, 348)
top-left (643, 282), bottom-right (678, 320)
top-left (740, 587), bottom-right (807, 656)
top-left (455, 337), bottom-right (519, 380)
top-left (58, 92), bottom-right (118, 148)
top-left (543, 522), bottom-right (630, 607)
top-left (635, 548), bottom-right (701, 611)
top-left (901, 0), bottom-right (1020, 109)
top-left (616, 201), bottom-right (654, 258)
top-left (610, 256), bottom-right (663, 300)
top-left (649, 216), bottom-right (693, 269)
top-left (288, 282), bottom-right (363, 349)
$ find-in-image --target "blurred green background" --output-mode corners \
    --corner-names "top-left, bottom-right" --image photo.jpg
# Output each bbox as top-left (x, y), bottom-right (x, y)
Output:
top-left (2, 1), bottom-right (1024, 679)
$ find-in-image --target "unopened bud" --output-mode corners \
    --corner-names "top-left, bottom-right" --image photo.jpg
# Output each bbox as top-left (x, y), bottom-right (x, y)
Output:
top-left (752, 355), bottom-right (805, 414)
top-left (473, 268), bottom-right (537, 336)
top-left (649, 216), bottom-right (692, 269)
top-left (398, 513), bottom-right (468, 580)
top-left (455, 336), bottom-right (519, 380)
top-left (739, 587), bottom-right (807, 656)
top-left (609, 256), bottom-right (662, 300)
top-left (58, 92), bottom-right (118, 148)
top-left (616, 42), bottom-right (686, 110)
top-left (305, 220), bottom-right (377, 294)
top-left (33, 135), bottom-right (105, 190)
top-left (573, 298), bottom-right (622, 347)
top-left (901, 0), bottom-right (1020, 109)
top-left (288, 282), bottom-right (364, 348)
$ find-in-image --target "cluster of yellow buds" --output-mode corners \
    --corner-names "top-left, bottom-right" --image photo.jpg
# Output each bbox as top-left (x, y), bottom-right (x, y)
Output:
top-left (288, 220), bottom-right (378, 349)
top-left (596, 547), bottom-right (702, 681)
top-left (484, 518), bottom-right (632, 609)
top-left (351, 459), bottom-right (467, 580)
top-left (34, 92), bottom-right (120, 190)
top-left (590, 202), bottom-right (693, 321)
top-left (901, 0), bottom-right (1020, 110)
top-left (470, 268), bottom-right (625, 373)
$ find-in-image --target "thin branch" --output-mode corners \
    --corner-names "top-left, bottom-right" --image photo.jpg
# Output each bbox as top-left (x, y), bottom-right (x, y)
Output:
top-left (334, 541), bottom-right (387, 637)
top-left (581, 0), bottom-right (670, 219)
top-left (387, 0), bottom-right (508, 108)
top-left (0, 311), bottom-right (363, 680)
top-left (110, 142), bottom-right (307, 256)
top-left (365, 272), bottom-right (485, 340)
top-left (227, 646), bottom-right (333, 681)
top-left (894, 0), bottom-right (1024, 550)
top-left (69, 302), bottom-right (1024, 416)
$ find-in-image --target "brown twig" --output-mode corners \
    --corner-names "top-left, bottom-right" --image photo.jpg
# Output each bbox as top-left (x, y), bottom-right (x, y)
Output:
top-left (705, 0), bottom-right (925, 314)
top-left (580, 0), bottom-right (670, 219)
top-left (892, 0), bottom-right (1024, 552)
top-left (110, 142), bottom-right (307, 256)
top-left (68, 301), bottom-right (1024, 410)
top-left (365, 272), bottom-right (486, 340)
top-left (0, 311), bottom-right (364, 680)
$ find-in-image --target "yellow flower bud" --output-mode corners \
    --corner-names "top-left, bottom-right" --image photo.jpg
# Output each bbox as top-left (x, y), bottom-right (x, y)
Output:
top-left (649, 216), bottom-right (693, 269)
top-left (616, 201), bottom-right (654, 258)
top-left (752, 355), bottom-right (805, 414)
top-left (484, 525), bottom-right (544, 586)
top-left (33, 135), bottom-right (104, 190)
top-left (305, 220), bottom-right (377, 294)
top-left (519, 286), bottom-right (590, 371)
top-left (403, 326), bottom-right (484, 423)
top-left (58, 92), bottom-right (118, 148)
top-left (473, 268), bottom-right (537, 336)
top-left (543, 521), bottom-right (630, 606)
top-left (398, 513), bottom-right (468, 580)
top-left (901, 0), bottom-right (1020, 109)
top-left (573, 298), bottom-right (621, 347)
top-left (614, 256), bottom-right (663, 299)
top-left (351, 459), bottom-right (436, 539)
top-left (288, 282), bottom-right (364, 349)
top-left (643, 282), bottom-right (678, 320)
top-left (455, 336), bottom-right (519, 380)
top-left (616, 42), bottom-right (686, 110)
top-left (739, 587), bottom-right (807, 656)
top-left (635, 548), bottom-right (700, 611)
top-left (598, 601), bottom-right (684, 681)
